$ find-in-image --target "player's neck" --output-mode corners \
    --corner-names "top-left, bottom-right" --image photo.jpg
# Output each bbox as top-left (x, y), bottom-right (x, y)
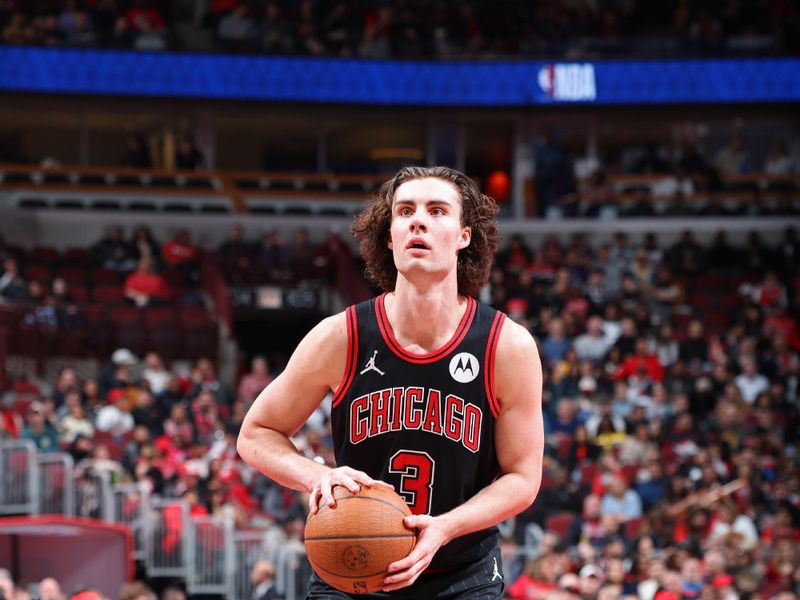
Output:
top-left (385, 278), bottom-right (467, 353)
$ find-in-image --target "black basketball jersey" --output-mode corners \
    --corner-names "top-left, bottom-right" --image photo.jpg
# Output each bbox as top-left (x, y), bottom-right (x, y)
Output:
top-left (330, 293), bottom-right (507, 570)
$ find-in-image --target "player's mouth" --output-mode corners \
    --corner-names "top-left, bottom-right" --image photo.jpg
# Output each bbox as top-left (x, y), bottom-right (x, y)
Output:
top-left (406, 238), bottom-right (431, 253)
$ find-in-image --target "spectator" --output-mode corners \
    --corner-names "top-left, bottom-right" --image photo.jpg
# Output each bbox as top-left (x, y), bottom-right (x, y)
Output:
top-left (0, 569), bottom-right (15, 600)
top-left (124, 258), bottom-right (172, 306)
top-left (218, 224), bottom-right (252, 277)
top-left (734, 357), bottom-right (770, 405)
top-left (21, 401), bottom-right (60, 453)
top-left (95, 388), bottom-right (135, 437)
top-left (130, 225), bottom-right (161, 265)
top-left (121, 134), bottom-right (152, 168)
top-left (119, 580), bottom-right (157, 600)
top-left (614, 337), bottom-right (665, 383)
top-left (0, 257), bottom-right (28, 301)
top-left (249, 559), bottom-right (279, 600)
top-left (217, 5), bottom-right (257, 49)
top-left (237, 355), bottom-right (273, 404)
top-left (665, 230), bottom-right (705, 276)
top-left (600, 473), bottom-right (643, 521)
top-left (38, 576), bottom-right (64, 600)
top-left (162, 231), bottom-right (199, 268)
top-left (160, 587), bottom-right (186, 600)
top-left (190, 358), bottom-right (231, 407)
top-left (142, 352), bottom-right (171, 395)
top-left (574, 315), bottom-right (612, 364)
top-left (58, 397), bottom-right (95, 444)
top-left (174, 137), bottom-right (204, 170)
top-left (713, 133), bottom-right (751, 175)
top-left (91, 226), bottom-right (137, 271)
top-left (541, 317), bottom-right (571, 366)
top-left (763, 140), bottom-right (795, 175)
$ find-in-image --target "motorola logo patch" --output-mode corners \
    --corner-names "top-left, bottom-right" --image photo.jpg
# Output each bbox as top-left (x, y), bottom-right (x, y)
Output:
top-left (449, 352), bottom-right (480, 383)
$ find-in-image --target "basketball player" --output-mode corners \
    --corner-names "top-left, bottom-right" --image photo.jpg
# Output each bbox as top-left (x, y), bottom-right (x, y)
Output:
top-left (238, 166), bottom-right (544, 598)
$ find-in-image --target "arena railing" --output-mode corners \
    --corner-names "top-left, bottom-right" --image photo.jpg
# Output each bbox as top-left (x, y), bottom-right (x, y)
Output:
top-left (5, 163), bottom-right (797, 218)
top-left (0, 440), bottom-right (307, 598)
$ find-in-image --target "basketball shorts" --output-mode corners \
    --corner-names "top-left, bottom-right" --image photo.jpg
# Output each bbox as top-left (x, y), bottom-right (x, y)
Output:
top-left (305, 545), bottom-right (504, 600)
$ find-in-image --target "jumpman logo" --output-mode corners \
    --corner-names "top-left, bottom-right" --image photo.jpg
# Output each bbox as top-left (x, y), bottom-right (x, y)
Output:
top-left (491, 557), bottom-right (502, 582)
top-left (360, 350), bottom-right (385, 376)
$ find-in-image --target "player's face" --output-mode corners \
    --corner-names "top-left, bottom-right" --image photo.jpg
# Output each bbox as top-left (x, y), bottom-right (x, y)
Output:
top-left (388, 177), bottom-right (471, 281)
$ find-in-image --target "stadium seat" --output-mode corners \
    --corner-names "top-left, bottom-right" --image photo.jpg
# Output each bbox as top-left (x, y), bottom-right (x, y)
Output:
top-left (90, 268), bottom-right (121, 284)
top-left (63, 248), bottom-right (92, 264)
top-left (544, 511), bottom-right (577, 540)
top-left (25, 264), bottom-right (53, 282)
top-left (58, 265), bottom-right (88, 283)
top-left (92, 284), bottom-right (125, 304)
top-left (31, 247), bottom-right (61, 263)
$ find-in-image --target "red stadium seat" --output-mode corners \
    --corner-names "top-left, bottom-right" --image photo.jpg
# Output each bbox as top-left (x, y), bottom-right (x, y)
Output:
top-left (24, 264), bottom-right (53, 282)
top-left (90, 268), bottom-right (120, 284)
top-left (58, 266), bottom-right (88, 283)
top-left (31, 246), bottom-right (60, 263)
top-left (92, 284), bottom-right (125, 304)
top-left (545, 511), bottom-right (577, 540)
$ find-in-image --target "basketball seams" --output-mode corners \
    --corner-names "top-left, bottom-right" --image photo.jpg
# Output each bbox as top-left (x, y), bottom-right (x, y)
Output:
top-left (305, 533), bottom-right (416, 541)
top-left (307, 556), bottom-right (403, 580)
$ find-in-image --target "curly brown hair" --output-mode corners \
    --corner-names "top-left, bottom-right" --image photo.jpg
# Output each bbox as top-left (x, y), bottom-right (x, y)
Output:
top-left (351, 166), bottom-right (500, 298)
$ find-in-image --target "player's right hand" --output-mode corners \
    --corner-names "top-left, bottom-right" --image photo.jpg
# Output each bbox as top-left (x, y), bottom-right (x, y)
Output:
top-left (309, 466), bottom-right (393, 514)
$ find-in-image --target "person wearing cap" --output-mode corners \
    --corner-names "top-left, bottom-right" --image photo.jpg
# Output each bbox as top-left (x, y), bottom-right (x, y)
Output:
top-left (21, 401), bottom-right (60, 453)
top-left (578, 564), bottom-right (603, 598)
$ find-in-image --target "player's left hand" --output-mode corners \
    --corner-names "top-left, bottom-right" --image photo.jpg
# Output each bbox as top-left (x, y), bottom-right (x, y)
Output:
top-left (381, 514), bottom-right (450, 591)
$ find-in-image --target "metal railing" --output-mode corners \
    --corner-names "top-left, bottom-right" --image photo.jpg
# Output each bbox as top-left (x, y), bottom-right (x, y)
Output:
top-left (111, 483), bottom-right (152, 561)
top-left (0, 440), bottom-right (38, 515)
top-left (0, 441), bottom-right (317, 599)
top-left (37, 452), bottom-right (75, 517)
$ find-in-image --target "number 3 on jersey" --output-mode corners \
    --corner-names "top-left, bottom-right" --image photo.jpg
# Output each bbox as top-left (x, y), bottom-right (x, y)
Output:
top-left (389, 450), bottom-right (435, 515)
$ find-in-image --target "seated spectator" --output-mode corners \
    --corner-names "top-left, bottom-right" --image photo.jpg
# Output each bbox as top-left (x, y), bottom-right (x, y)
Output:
top-left (217, 5), bottom-right (258, 49)
top-left (541, 317), bottom-right (571, 366)
top-left (190, 358), bottom-right (232, 406)
top-left (763, 140), bottom-right (795, 175)
top-left (121, 134), bottom-right (152, 168)
top-left (249, 559), bottom-right (278, 600)
top-left (91, 226), bottom-right (137, 271)
top-left (38, 576), bottom-right (64, 600)
top-left (95, 388), bottom-right (135, 437)
top-left (614, 337), bottom-right (664, 383)
top-left (288, 228), bottom-right (317, 282)
top-left (237, 355), bottom-right (273, 404)
top-left (713, 133), bottom-right (751, 176)
top-left (217, 224), bottom-right (252, 277)
top-left (665, 230), bottom-right (705, 276)
top-left (21, 401), bottom-right (60, 453)
top-left (600, 473), bottom-right (643, 521)
top-left (142, 352), bottom-right (171, 395)
top-left (734, 357), bottom-right (769, 405)
top-left (163, 403), bottom-right (194, 447)
top-left (257, 229), bottom-right (291, 281)
top-left (564, 424), bottom-right (602, 476)
top-left (174, 136), bottom-right (204, 170)
top-left (58, 395), bottom-right (95, 444)
top-left (124, 258), bottom-right (172, 306)
top-left (0, 257), bottom-right (28, 301)
top-left (130, 225), bottom-right (161, 265)
top-left (574, 315), bottom-right (612, 364)
top-left (162, 231), bottom-right (199, 268)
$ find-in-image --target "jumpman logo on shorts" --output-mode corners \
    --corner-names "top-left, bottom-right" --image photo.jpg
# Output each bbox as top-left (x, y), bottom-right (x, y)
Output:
top-left (491, 557), bottom-right (502, 581)
top-left (360, 350), bottom-right (385, 376)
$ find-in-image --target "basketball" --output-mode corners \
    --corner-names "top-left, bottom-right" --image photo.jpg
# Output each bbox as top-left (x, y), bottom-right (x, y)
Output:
top-left (304, 485), bottom-right (416, 594)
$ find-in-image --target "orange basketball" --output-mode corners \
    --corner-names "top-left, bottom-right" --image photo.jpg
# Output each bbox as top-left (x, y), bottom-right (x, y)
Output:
top-left (304, 485), bottom-right (416, 594)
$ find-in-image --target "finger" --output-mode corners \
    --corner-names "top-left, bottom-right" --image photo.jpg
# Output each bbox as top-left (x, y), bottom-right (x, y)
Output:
top-left (383, 563), bottom-right (425, 589)
top-left (308, 491), bottom-right (319, 514)
top-left (386, 548), bottom-right (425, 573)
top-left (333, 476), bottom-right (361, 495)
top-left (320, 484), bottom-right (337, 507)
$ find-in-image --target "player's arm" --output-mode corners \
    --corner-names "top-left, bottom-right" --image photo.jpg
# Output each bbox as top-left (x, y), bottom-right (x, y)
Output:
top-left (383, 319), bottom-right (543, 590)
top-left (237, 312), bottom-right (389, 511)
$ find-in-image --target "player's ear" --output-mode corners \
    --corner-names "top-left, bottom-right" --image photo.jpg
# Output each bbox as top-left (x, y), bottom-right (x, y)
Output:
top-left (457, 227), bottom-right (471, 250)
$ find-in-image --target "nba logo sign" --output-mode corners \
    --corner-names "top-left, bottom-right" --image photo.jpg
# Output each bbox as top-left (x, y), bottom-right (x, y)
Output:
top-left (538, 63), bottom-right (597, 102)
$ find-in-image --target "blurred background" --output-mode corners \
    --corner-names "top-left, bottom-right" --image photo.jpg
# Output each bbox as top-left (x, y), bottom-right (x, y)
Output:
top-left (0, 1), bottom-right (799, 599)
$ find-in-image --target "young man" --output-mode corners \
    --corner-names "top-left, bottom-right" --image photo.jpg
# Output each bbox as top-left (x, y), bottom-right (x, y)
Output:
top-left (238, 166), bottom-right (544, 598)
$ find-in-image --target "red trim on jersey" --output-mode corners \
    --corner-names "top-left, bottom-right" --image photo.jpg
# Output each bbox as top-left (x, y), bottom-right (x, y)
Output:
top-left (374, 293), bottom-right (477, 364)
top-left (332, 306), bottom-right (358, 408)
top-left (484, 311), bottom-right (506, 418)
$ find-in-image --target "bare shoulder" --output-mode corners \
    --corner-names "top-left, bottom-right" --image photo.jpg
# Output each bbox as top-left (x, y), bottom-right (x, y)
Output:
top-left (496, 318), bottom-right (539, 361)
top-left (286, 310), bottom-right (349, 387)
top-left (494, 318), bottom-right (542, 410)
